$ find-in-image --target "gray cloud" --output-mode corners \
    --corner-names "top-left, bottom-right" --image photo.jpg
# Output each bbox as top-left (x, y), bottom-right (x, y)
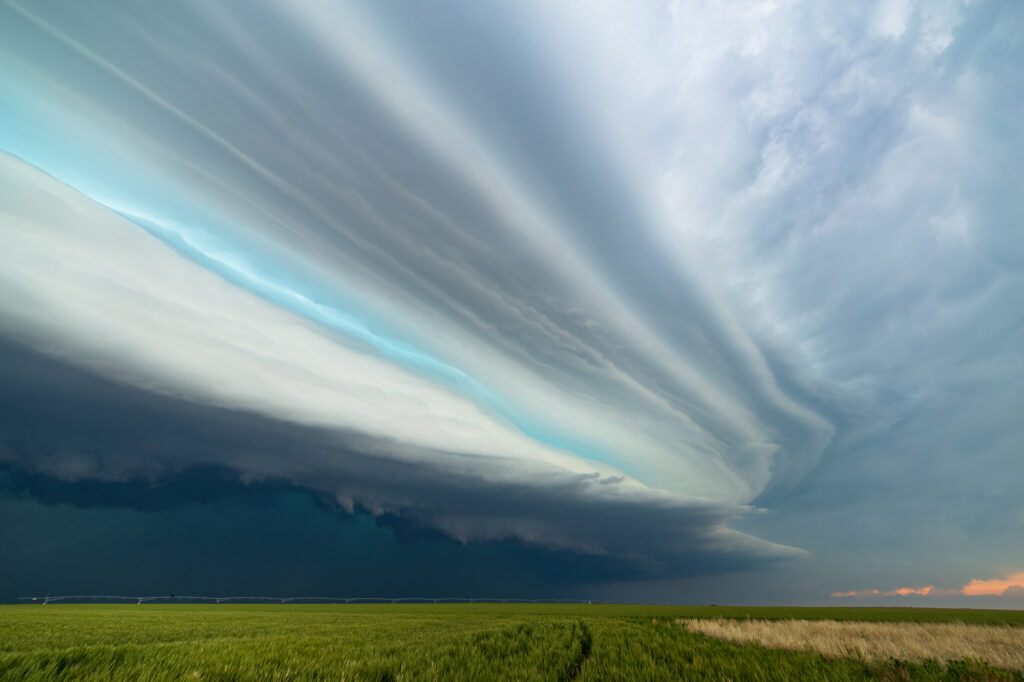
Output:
top-left (0, 339), bottom-right (798, 568)
top-left (0, 0), bottom-right (1021, 598)
top-left (0, 0), bottom-right (835, 504)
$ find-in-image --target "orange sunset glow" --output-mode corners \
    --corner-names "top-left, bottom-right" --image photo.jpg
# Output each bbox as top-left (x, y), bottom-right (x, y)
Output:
top-left (833, 571), bottom-right (1024, 599)
top-left (962, 572), bottom-right (1024, 596)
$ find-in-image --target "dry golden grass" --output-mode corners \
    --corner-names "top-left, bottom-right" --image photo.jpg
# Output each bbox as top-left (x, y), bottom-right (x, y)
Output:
top-left (679, 618), bottom-right (1024, 672)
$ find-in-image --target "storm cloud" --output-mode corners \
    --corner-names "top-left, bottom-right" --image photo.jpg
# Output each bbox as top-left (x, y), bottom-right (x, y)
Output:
top-left (1, 0), bottom-right (1021, 601)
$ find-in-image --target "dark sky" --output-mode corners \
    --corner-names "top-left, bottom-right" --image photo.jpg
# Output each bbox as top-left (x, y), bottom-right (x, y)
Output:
top-left (1, 0), bottom-right (1022, 605)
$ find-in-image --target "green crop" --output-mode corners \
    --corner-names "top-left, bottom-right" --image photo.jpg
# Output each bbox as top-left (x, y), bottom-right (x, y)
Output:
top-left (1, 604), bottom-right (1021, 680)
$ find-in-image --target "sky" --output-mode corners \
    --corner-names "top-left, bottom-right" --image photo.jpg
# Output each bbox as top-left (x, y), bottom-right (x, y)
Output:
top-left (0, 0), bottom-right (1021, 606)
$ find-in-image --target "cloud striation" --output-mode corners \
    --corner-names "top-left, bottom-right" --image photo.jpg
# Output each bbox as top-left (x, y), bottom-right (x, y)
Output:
top-left (0, 0), bottom-right (1021, 598)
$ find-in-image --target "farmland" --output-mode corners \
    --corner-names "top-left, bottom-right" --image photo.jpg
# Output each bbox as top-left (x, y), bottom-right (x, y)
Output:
top-left (2, 604), bottom-right (1023, 680)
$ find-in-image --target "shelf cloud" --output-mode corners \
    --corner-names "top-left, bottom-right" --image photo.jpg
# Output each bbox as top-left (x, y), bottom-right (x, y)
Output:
top-left (1, 0), bottom-right (1020, 599)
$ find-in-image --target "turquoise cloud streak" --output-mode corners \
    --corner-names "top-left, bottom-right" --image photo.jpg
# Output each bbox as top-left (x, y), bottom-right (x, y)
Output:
top-left (0, 91), bottom-right (627, 476)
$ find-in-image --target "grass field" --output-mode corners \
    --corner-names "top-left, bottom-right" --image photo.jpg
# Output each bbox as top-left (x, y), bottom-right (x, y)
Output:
top-left (2, 604), bottom-right (1023, 681)
top-left (683, 618), bottom-right (1024, 673)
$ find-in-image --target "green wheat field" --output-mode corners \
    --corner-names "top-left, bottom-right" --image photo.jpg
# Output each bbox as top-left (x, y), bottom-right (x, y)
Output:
top-left (2, 604), bottom-right (1023, 681)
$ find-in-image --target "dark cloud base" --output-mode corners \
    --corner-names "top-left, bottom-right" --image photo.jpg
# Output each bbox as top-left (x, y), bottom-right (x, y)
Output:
top-left (0, 339), bottom-right (794, 601)
top-left (0, 467), bottom-right (765, 604)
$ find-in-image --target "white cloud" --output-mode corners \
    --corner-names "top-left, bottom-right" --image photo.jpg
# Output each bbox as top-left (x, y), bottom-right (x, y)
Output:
top-left (0, 153), bottom-right (605, 476)
top-left (1, 153), bottom-right (808, 562)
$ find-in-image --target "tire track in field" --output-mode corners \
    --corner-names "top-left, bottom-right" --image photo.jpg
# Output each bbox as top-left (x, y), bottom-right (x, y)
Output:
top-left (560, 620), bottom-right (592, 682)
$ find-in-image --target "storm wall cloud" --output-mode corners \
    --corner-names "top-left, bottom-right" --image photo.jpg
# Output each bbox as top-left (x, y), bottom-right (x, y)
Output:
top-left (1, 0), bottom-right (1021, 602)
